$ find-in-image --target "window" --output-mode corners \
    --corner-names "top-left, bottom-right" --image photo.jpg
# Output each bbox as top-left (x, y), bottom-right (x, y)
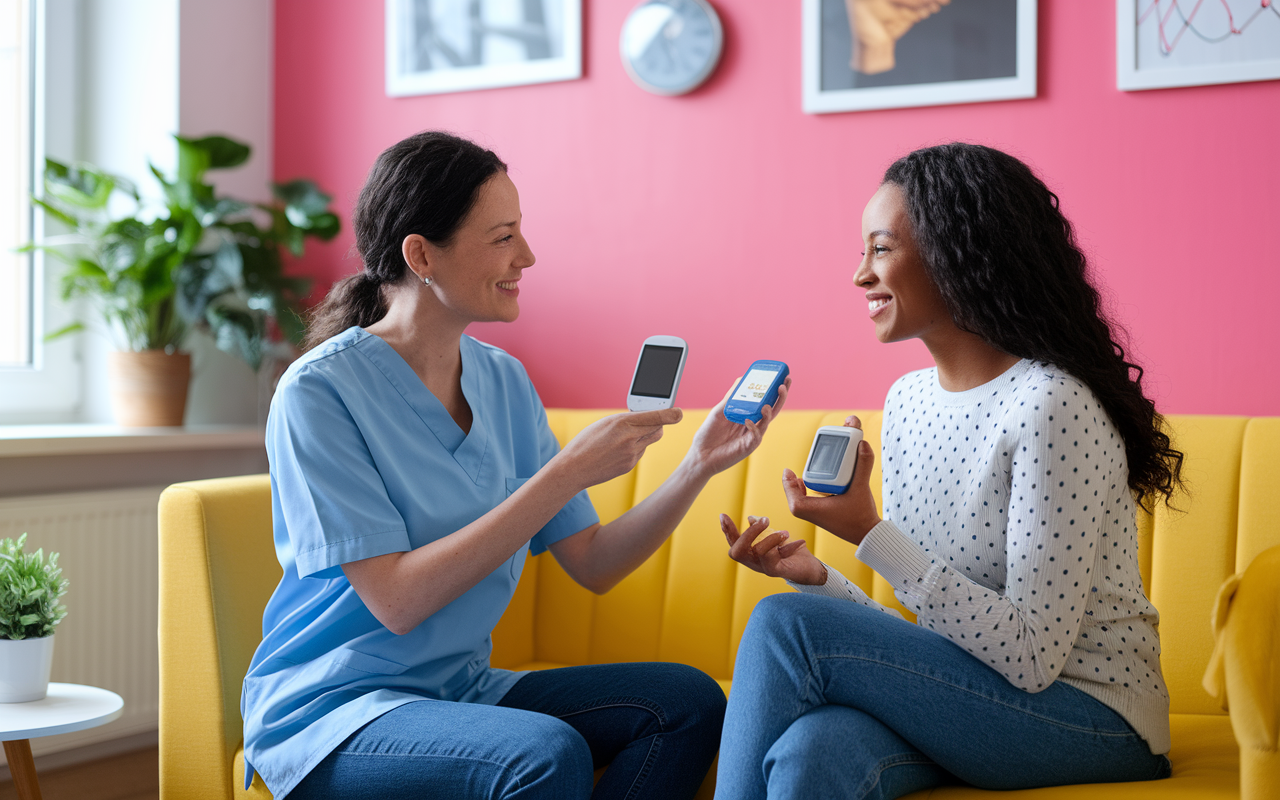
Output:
top-left (0, 0), bottom-right (33, 368)
top-left (0, 0), bottom-right (81, 423)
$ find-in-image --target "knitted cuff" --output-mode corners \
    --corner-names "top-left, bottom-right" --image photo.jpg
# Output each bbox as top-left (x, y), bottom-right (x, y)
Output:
top-left (856, 520), bottom-right (933, 598)
top-left (786, 563), bottom-right (872, 604)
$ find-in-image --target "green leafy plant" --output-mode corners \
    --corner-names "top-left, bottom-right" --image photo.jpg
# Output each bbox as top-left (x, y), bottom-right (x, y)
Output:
top-left (27, 134), bottom-right (339, 369)
top-left (0, 534), bottom-right (69, 641)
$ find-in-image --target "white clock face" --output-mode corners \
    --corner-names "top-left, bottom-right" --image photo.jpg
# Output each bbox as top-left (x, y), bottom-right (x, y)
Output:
top-left (620, 0), bottom-right (724, 96)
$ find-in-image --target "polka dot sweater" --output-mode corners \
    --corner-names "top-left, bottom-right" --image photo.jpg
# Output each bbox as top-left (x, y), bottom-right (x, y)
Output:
top-left (792, 360), bottom-right (1171, 754)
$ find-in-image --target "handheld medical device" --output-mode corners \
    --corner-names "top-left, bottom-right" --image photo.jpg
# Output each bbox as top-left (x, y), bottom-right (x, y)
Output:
top-left (802, 425), bottom-right (862, 494)
top-left (627, 336), bottom-right (689, 412)
top-left (723, 359), bottom-right (789, 424)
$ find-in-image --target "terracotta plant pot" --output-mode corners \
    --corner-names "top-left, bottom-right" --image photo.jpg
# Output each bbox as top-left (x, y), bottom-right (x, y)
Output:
top-left (0, 635), bottom-right (55, 703)
top-left (107, 350), bottom-right (191, 427)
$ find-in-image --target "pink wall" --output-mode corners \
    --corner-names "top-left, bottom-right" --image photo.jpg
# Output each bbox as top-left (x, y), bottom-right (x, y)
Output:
top-left (274, 1), bottom-right (1280, 416)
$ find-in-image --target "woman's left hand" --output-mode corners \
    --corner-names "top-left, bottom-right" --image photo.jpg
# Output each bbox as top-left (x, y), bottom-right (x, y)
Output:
top-left (686, 377), bottom-right (791, 477)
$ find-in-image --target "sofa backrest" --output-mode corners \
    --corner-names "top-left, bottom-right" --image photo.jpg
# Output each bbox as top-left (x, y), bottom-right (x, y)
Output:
top-left (492, 412), bottom-right (1280, 718)
top-left (156, 413), bottom-right (1280, 799)
top-left (159, 476), bottom-right (280, 800)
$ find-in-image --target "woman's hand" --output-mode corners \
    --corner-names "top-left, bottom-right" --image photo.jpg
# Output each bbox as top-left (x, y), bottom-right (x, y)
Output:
top-left (782, 415), bottom-right (882, 546)
top-left (686, 377), bottom-right (792, 478)
top-left (556, 408), bottom-right (684, 489)
top-left (721, 514), bottom-right (828, 585)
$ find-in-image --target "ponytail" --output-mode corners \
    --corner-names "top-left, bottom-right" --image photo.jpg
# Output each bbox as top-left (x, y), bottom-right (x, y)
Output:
top-left (303, 273), bottom-right (387, 351)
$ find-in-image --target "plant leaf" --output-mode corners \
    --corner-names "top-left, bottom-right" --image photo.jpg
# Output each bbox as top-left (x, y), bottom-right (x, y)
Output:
top-left (176, 134), bottom-right (251, 172)
top-left (44, 158), bottom-right (118, 210)
top-left (31, 197), bottom-right (79, 228)
top-left (44, 321), bottom-right (85, 341)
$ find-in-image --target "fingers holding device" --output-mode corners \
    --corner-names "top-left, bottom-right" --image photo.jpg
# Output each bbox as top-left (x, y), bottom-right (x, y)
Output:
top-left (723, 360), bottom-right (790, 424)
top-left (627, 336), bottom-right (688, 412)
top-left (802, 425), bottom-right (862, 494)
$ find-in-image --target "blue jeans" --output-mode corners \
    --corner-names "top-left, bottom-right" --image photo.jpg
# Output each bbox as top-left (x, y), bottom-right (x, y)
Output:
top-left (716, 593), bottom-right (1171, 800)
top-left (290, 661), bottom-right (724, 800)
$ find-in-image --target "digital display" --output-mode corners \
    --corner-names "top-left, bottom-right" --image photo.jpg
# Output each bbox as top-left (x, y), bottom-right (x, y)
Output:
top-left (731, 368), bottom-right (780, 404)
top-left (807, 434), bottom-right (848, 478)
top-left (630, 345), bottom-right (684, 398)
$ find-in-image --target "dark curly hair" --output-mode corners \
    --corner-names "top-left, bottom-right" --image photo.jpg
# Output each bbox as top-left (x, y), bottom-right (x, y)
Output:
top-left (305, 131), bottom-right (507, 349)
top-left (883, 143), bottom-right (1183, 509)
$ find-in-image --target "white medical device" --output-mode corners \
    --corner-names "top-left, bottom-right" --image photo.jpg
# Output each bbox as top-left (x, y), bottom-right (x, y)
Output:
top-left (626, 335), bottom-right (688, 412)
top-left (801, 426), bottom-right (862, 494)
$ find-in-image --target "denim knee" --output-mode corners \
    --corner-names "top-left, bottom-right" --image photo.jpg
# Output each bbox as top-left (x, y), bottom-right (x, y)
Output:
top-left (647, 662), bottom-right (727, 734)
top-left (740, 592), bottom-right (827, 652)
top-left (507, 715), bottom-right (593, 799)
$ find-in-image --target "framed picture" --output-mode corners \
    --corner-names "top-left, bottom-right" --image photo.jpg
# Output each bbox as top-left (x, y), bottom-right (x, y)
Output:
top-left (386, 0), bottom-right (582, 97)
top-left (802, 0), bottom-right (1037, 114)
top-left (1117, 1), bottom-right (1280, 91)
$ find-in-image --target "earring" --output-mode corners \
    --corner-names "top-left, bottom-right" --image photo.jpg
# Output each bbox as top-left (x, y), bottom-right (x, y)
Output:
top-left (422, 275), bottom-right (433, 287)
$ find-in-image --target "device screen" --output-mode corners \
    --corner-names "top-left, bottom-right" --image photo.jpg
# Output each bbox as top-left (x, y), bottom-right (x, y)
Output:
top-left (630, 345), bottom-right (684, 398)
top-left (807, 434), bottom-right (848, 478)
top-left (731, 367), bottom-right (781, 404)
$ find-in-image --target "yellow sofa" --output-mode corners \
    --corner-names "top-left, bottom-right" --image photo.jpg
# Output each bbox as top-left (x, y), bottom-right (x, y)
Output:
top-left (158, 411), bottom-right (1280, 800)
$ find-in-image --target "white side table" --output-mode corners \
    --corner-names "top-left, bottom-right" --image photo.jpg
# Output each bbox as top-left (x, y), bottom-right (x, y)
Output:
top-left (0, 683), bottom-right (124, 800)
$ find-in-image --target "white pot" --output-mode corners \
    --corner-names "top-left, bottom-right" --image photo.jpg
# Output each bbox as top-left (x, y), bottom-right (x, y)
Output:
top-left (0, 634), bottom-right (56, 703)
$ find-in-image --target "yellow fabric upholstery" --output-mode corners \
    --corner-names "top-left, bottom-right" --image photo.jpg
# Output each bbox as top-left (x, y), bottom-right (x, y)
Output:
top-left (1203, 544), bottom-right (1280, 800)
top-left (159, 413), bottom-right (1280, 800)
top-left (158, 477), bottom-right (280, 800)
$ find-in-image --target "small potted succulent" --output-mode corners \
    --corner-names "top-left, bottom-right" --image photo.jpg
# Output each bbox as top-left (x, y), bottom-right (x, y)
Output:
top-left (0, 534), bottom-right (69, 702)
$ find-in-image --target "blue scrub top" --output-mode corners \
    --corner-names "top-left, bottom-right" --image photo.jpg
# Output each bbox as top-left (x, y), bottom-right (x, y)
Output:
top-left (241, 327), bottom-right (599, 797)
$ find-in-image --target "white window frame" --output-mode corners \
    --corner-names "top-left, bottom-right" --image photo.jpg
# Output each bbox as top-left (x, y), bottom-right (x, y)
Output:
top-left (0, 0), bottom-right (83, 423)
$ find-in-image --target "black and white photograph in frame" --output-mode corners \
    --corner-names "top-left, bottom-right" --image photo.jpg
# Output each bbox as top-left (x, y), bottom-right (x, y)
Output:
top-left (1117, 0), bottom-right (1280, 91)
top-left (386, 0), bottom-right (582, 96)
top-left (801, 0), bottom-right (1037, 113)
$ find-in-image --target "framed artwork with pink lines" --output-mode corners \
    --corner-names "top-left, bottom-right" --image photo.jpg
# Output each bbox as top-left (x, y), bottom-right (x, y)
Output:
top-left (1118, 0), bottom-right (1280, 90)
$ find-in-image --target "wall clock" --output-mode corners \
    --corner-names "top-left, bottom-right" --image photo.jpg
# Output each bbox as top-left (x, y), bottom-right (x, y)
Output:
top-left (620, 0), bottom-right (724, 96)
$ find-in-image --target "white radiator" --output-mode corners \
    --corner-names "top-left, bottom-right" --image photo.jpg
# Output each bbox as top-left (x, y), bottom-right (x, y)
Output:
top-left (0, 487), bottom-right (162, 767)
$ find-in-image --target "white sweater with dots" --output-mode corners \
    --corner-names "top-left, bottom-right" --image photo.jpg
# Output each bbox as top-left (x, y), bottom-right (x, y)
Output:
top-left (792, 360), bottom-right (1171, 754)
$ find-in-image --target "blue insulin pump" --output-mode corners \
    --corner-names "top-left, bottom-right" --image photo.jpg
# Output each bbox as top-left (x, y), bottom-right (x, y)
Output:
top-left (802, 426), bottom-right (863, 494)
top-left (723, 360), bottom-right (789, 424)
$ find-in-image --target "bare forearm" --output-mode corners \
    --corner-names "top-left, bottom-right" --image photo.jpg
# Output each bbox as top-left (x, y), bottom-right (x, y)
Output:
top-left (558, 456), bottom-right (714, 593)
top-left (344, 462), bottom-right (584, 633)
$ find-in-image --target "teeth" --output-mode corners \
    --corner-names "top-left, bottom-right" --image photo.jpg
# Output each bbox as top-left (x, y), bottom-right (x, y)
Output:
top-left (497, 281), bottom-right (517, 290)
top-left (869, 298), bottom-right (890, 311)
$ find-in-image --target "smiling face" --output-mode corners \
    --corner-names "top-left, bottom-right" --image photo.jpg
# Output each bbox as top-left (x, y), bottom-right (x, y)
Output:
top-left (419, 171), bottom-right (535, 325)
top-left (853, 182), bottom-right (956, 346)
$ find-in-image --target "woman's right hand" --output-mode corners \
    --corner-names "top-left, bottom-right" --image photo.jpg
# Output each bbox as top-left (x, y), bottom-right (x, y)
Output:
top-left (721, 514), bottom-right (828, 586)
top-left (556, 408), bottom-right (684, 489)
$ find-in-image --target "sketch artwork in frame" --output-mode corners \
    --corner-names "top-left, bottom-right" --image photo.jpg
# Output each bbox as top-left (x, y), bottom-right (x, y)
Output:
top-left (386, 0), bottom-right (582, 97)
top-left (1118, 1), bottom-right (1280, 91)
top-left (802, 0), bottom-right (1037, 114)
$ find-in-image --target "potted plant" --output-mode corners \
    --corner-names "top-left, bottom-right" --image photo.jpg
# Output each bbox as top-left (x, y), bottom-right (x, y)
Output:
top-left (0, 534), bottom-right (69, 703)
top-left (27, 134), bottom-right (339, 426)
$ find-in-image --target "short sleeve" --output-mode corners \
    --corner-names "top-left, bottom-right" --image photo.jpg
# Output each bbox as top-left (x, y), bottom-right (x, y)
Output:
top-left (524, 382), bottom-right (599, 556)
top-left (268, 368), bottom-right (411, 578)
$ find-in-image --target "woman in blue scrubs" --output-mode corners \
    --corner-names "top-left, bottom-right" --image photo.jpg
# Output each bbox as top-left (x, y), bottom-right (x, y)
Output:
top-left (241, 131), bottom-right (787, 800)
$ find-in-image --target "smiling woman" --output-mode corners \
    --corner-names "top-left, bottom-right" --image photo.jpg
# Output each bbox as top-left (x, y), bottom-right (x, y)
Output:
top-left (244, 130), bottom-right (793, 800)
top-left (716, 143), bottom-right (1186, 799)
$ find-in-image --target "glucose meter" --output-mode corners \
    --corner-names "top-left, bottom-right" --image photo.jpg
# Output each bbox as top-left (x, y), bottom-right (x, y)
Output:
top-left (802, 425), bottom-right (862, 494)
top-left (723, 360), bottom-right (789, 424)
top-left (627, 335), bottom-right (689, 412)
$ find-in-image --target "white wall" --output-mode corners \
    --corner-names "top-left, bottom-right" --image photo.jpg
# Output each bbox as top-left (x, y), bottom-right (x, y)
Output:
top-left (177, 0), bottom-right (276, 425)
